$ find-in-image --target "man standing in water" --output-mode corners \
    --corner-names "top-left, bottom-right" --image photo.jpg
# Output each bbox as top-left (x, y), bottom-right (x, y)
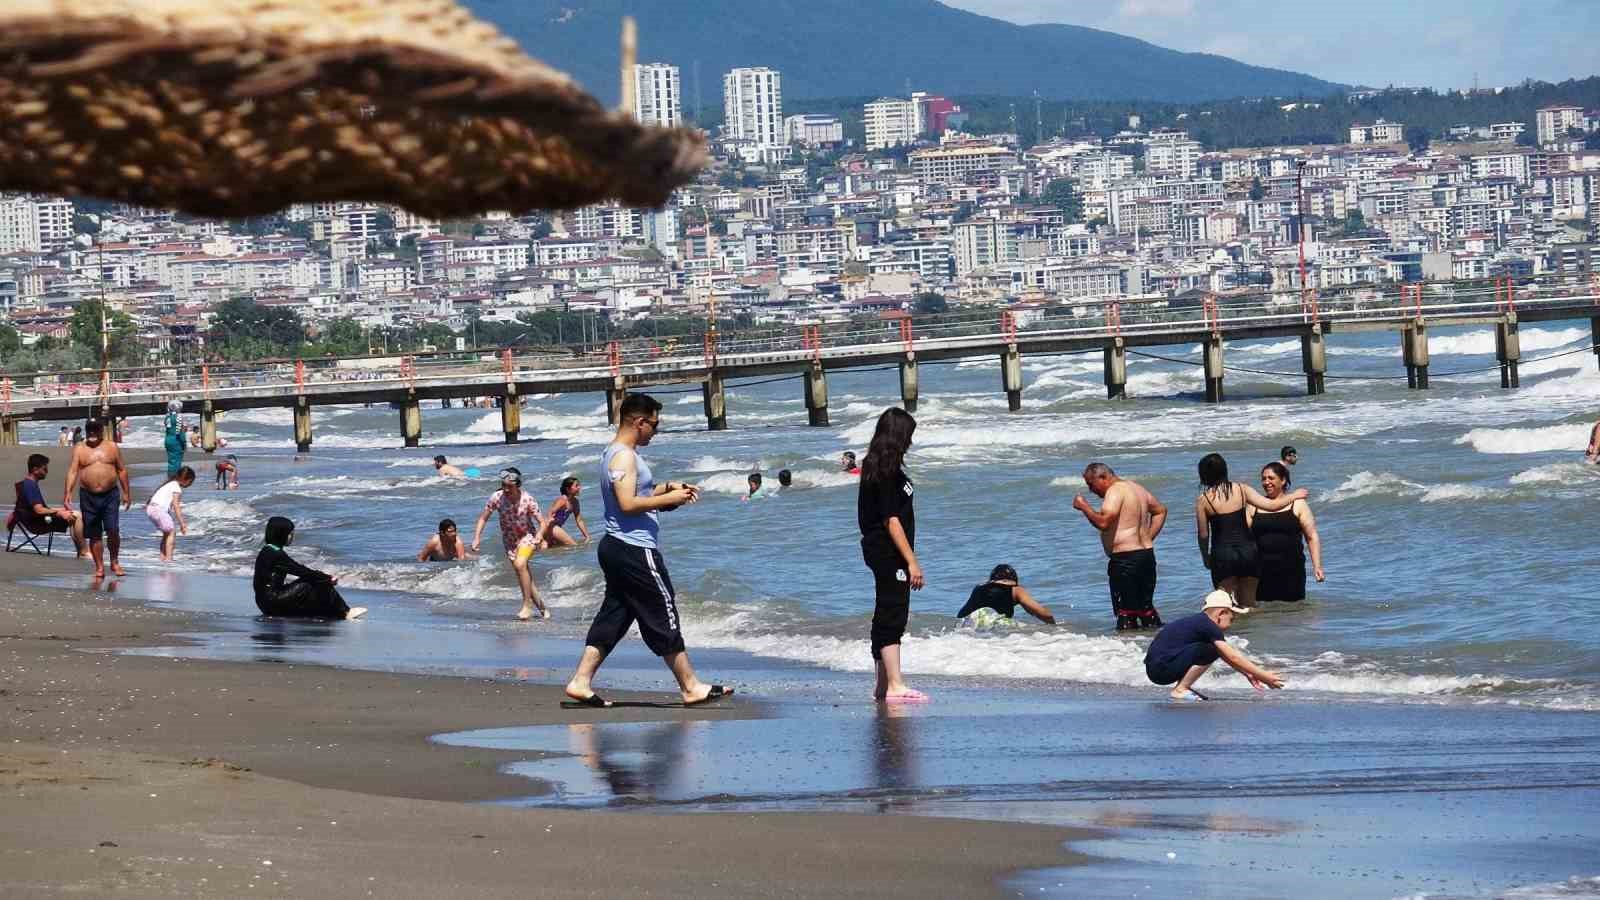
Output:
top-left (1073, 462), bottom-right (1167, 630)
top-left (469, 467), bottom-right (549, 620)
top-left (63, 420), bottom-right (132, 578)
top-left (1586, 420), bottom-right (1599, 464)
top-left (564, 393), bottom-right (731, 709)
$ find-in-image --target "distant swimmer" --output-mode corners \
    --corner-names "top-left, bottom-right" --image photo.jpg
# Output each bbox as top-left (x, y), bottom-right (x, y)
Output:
top-left (57, 426), bottom-right (70, 447)
top-left (1194, 453), bottom-right (1306, 608)
top-left (957, 564), bottom-right (1056, 624)
top-left (254, 516), bottom-right (367, 620)
top-left (433, 455), bottom-right (466, 478)
top-left (1587, 420), bottom-right (1600, 464)
top-left (744, 472), bottom-right (764, 500)
top-left (777, 469), bottom-right (793, 489)
top-left (188, 425), bottom-right (201, 448)
top-left (841, 451), bottom-right (861, 475)
top-left (418, 518), bottom-right (475, 561)
top-left (1144, 590), bottom-right (1285, 701)
top-left (214, 455), bottom-right (239, 490)
top-left (1280, 445), bottom-right (1298, 468)
top-left (1074, 462), bottom-right (1167, 631)
top-left (469, 467), bottom-right (549, 621)
top-left (540, 477), bottom-right (591, 547)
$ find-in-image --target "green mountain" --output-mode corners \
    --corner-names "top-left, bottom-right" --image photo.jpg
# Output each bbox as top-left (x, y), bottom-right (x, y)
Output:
top-left (465, 0), bottom-right (1342, 105)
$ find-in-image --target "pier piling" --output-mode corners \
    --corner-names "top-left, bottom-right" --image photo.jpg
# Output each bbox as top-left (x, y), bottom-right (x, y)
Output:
top-left (1001, 345), bottom-right (1023, 411)
top-left (804, 361), bottom-right (830, 427)
top-left (1202, 334), bottom-right (1225, 403)
top-left (501, 385), bottom-right (521, 444)
top-left (1402, 318), bottom-right (1430, 389)
top-left (400, 393), bottom-right (422, 448)
top-left (1495, 314), bottom-right (1521, 389)
top-left (0, 417), bottom-right (17, 447)
top-left (899, 354), bottom-right (919, 412)
top-left (200, 400), bottom-right (218, 452)
top-left (702, 370), bottom-right (727, 431)
top-left (1591, 317), bottom-right (1600, 371)
top-left (1301, 326), bottom-right (1327, 396)
top-left (606, 378), bottom-right (626, 426)
top-left (1103, 339), bottom-right (1127, 400)
top-left (293, 396), bottom-right (312, 452)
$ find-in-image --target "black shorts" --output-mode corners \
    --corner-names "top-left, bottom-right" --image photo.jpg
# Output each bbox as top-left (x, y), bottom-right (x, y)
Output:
top-left (16, 514), bottom-right (70, 535)
top-left (865, 553), bottom-right (910, 660)
top-left (1107, 549), bottom-right (1160, 626)
top-left (584, 536), bottom-right (686, 657)
top-left (78, 487), bottom-right (121, 540)
top-left (1146, 643), bottom-right (1221, 685)
top-left (1209, 541), bottom-right (1259, 585)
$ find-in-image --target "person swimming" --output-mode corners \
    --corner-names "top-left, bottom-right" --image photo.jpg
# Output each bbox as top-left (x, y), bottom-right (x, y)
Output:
top-left (956, 564), bottom-right (1057, 624)
top-left (777, 469), bottom-right (793, 489)
top-left (418, 518), bottom-right (474, 561)
top-left (433, 455), bottom-right (467, 478)
top-left (540, 476), bottom-right (591, 547)
top-left (841, 451), bottom-right (861, 476)
top-left (744, 472), bottom-right (764, 500)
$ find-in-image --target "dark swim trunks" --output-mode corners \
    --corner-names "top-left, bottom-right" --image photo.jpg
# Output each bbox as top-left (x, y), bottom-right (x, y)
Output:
top-left (78, 487), bottom-right (121, 541)
top-left (1107, 548), bottom-right (1162, 630)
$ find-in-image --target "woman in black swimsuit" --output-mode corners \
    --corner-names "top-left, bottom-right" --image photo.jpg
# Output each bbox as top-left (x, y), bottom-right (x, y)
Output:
top-left (1193, 453), bottom-right (1306, 608)
top-left (957, 564), bottom-right (1056, 624)
top-left (1246, 462), bottom-right (1325, 603)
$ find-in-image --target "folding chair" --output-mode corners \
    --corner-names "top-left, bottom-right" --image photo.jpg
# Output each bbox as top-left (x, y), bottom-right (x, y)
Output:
top-left (7, 481), bottom-right (55, 556)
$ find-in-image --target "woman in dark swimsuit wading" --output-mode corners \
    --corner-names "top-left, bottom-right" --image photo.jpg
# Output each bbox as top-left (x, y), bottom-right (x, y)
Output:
top-left (1193, 453), bottom-right (1306, 608)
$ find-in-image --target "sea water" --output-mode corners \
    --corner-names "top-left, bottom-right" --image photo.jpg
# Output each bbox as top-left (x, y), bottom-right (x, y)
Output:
top-left (48, 323), bottom-right (1599, 712)
top-left (26, 324), bottom-right (1600, 897)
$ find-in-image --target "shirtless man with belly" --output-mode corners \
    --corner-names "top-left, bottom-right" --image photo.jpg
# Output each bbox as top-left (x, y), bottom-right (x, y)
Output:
top-left (64, 420), bottom-right (133, 578)
top-left (1073, 461), bottom-right (1168, 631)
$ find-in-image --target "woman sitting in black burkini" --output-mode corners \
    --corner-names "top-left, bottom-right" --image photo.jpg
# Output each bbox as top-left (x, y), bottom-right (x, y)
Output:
top-left (253, 516), bottom-right (366, 620)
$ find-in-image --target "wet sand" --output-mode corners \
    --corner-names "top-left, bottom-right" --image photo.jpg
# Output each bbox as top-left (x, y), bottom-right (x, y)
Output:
top-left (0, 457), bottom-right (1087, 897)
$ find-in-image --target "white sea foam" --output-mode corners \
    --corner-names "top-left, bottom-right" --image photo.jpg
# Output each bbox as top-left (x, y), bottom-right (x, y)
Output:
top-left (1455, 423), bottom-right (1590, 455)
top-left (1429, 326), bottom-right (1588, 357)
top-left (1510, 462), bottom-right (1597, 485)
top-left (1321, 471), bottom-right (1506, 504)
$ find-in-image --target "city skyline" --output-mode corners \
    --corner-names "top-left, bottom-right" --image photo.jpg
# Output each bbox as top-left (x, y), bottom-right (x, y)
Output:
top-left (947, 0), bottom-right (1599, 93)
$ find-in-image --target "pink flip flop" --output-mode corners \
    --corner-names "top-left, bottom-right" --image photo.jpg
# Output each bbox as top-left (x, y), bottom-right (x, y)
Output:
top-left (882, 689), bottom-right (930, 704)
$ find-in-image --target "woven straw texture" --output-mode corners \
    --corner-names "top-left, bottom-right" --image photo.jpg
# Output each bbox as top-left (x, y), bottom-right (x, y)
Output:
top-left (0, 0), bottom-right (705, 218)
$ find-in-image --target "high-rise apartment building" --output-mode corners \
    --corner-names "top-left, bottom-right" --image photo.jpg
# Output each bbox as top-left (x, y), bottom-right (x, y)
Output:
top-left (723, 67), bottom-right (784, 150)
top-left (1536, 106), bottom-right (1585, 145)
top-left (864, 98), bottom-right (918, 151)
top-left (633, 63), bottom-right (682, 128)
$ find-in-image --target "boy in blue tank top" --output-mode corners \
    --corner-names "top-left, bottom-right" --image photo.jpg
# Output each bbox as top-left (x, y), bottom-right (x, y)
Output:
top-left (563, 393), bottom-right (733, 709)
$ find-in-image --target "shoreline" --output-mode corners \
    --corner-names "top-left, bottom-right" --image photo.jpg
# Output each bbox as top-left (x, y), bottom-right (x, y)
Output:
top-left (0, 507), bottom-right (1089, 897)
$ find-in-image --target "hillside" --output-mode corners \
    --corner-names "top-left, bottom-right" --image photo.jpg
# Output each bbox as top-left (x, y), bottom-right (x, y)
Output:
top-left (465, 0), bottom-right (1342, 106)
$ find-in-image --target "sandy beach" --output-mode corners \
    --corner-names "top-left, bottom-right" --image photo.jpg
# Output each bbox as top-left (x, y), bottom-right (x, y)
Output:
top-left (0, 446), bottom-right (1086, 898)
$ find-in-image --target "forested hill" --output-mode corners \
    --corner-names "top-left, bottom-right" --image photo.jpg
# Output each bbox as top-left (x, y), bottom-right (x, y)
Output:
top-left (465, 0), bottom-right (1341, 104)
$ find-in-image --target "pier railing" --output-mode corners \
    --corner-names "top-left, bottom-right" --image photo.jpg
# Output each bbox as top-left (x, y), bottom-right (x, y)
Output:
top-left (3, 273), bottom-right (1598, 411)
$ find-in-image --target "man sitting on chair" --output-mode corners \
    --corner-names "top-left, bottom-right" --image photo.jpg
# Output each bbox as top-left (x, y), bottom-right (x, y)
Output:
top-left (11, 453), bottom-right (85, 555)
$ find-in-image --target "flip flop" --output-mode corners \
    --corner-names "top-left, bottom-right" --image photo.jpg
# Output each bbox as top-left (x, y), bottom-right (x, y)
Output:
top-left (883, 689), bottom-right (930, 704)
top-left (1186, 687), bottom-right (1211, 701)
top-left (684, 685), bottom-right (733, 707)
top-left (561, 693), bottom-right (612, 709)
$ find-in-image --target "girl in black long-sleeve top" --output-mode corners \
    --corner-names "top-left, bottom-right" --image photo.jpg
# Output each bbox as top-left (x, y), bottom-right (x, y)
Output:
top-left (253, 516), bottom-right (366, 620)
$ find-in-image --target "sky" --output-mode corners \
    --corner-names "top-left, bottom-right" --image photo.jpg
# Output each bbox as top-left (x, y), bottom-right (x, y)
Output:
top-left (944, 0), bottom-right (1599, 91)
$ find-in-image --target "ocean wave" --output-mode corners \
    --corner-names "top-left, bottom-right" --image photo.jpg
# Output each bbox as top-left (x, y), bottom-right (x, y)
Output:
top-left (1455, 423), bottom-right (1590, 455)
top-left (1510, 462), bottom-right (1598, 485)
top-left (1429, 326), bottom-right (1588, 357)
top-left (1321, 471), bottom-right (1507, 504)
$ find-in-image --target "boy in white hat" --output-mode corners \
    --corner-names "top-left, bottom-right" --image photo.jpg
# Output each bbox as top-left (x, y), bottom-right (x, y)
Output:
top-left (1144, 589), bottom-right (1286, 701)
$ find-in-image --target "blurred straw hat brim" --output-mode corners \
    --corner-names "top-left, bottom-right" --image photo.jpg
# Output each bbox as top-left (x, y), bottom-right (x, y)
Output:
top-left (0, 0), bottom-right (706, 218)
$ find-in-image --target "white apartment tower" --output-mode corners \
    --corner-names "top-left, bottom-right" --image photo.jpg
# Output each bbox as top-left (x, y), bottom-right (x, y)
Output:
top-left (864, 98), bottom-right (918, 151)
top-left (633, 63), bottom-right (682, 128)
top-left (723, 67), bottom-right (784, 149)
top-left (1536, 106), bottom-right (1585, 145)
